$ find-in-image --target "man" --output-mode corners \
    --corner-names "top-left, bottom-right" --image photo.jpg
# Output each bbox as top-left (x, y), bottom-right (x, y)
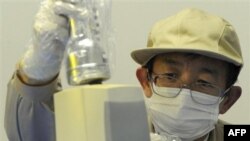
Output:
top-left (5, 0), bottom-right (243, 141)
top-left (131, 8), bottom-right (243, 141)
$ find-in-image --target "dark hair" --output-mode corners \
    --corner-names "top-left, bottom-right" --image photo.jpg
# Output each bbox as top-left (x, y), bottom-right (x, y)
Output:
top-left (226, 63), bottom-right (241, 88)
top-left (143, 56), bottom-right (155, 82)
top-left (144, 54), bottom-right (241, 89)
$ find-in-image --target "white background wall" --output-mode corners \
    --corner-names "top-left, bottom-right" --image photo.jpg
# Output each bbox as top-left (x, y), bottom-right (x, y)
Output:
top-left (1, 0), bottom-right (249, 140)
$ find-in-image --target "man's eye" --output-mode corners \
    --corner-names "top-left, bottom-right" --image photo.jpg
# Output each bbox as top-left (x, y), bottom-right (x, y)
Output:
top-left (197, 80), bottom-right (213, 87)
top-left (164, 73), bottom-right (177, 78)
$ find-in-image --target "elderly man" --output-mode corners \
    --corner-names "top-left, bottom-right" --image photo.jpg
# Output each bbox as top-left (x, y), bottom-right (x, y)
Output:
top-left (131, 8), bottom-right (243, 141)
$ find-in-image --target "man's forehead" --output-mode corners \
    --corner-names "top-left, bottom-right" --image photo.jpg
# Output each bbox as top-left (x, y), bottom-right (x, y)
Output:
top-left (153, 52), bottom-right (229, 72)
top-left (154, 52), bottom-right (225, 63)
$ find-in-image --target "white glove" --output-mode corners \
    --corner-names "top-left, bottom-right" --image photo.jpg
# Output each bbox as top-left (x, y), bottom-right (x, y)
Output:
top-left (20, 0), bottom-right (87, 82)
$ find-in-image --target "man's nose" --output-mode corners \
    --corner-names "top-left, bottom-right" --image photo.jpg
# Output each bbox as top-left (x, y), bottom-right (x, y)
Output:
top-left (180, 72), bottom-right (194, 86)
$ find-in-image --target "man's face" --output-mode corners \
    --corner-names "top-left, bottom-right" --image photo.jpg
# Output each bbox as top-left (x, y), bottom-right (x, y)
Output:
top-left (151, 52), bottom-right (229, 94)
top-left (136, 52), bottom-right (241, 114)
top-left (135, 52), bottom-right (241, 140)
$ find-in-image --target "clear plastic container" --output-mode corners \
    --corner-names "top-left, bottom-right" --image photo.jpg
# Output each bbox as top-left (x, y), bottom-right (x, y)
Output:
top-left (66, 37), bottom-right (110, 85)
top-left (65, 0), bottom-right (112, 85)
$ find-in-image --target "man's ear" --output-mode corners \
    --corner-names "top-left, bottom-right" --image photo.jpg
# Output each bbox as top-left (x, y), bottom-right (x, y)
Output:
top-left (136, 67), bottom-right (153, 97)
top-left (219, 86), bottom-right (242, 114)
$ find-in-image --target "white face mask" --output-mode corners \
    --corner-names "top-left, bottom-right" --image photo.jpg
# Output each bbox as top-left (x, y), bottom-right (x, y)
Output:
top-left (146, 87), bottom-right (220, 141)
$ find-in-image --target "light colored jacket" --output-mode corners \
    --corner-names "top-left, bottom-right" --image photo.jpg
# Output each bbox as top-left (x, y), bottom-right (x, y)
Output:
top-left (5, 73), bottom-right (60, 141)
top-left (207, 119), bottom-right (226, 141)
top-left (5, 73), bottom-right (226, 141)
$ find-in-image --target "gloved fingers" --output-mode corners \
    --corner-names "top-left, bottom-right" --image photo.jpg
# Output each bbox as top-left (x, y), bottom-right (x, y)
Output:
top-left (35, 0), bottom-right (88, 39)
top-left (33, 0), bottom-right (74, 47)
top-left (33, 25), bottom-right (69, 48)
top-left (36, 0), bottom-right (68, 28)
top-left (54, 1), bottom-right (89, 20)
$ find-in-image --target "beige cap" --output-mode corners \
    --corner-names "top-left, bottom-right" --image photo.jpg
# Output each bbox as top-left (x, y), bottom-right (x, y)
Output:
top-left (131, 8), bottom-right (243, 67)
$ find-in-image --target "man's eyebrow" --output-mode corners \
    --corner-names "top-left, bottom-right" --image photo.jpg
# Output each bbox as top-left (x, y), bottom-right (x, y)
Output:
top-left (200, 67), bottom-right (219, 79)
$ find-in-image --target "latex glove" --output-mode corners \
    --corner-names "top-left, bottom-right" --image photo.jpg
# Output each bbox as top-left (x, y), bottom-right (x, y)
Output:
top-left (20, 0), bottom-right (87, 83)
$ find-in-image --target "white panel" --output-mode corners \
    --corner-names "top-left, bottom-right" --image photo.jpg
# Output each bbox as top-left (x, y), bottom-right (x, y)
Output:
top-left (54, 85), bottom-right (149, 141)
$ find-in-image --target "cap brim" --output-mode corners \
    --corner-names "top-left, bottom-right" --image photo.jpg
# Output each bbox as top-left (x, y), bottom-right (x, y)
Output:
top-left (131, 47), bottom-right (242, 66)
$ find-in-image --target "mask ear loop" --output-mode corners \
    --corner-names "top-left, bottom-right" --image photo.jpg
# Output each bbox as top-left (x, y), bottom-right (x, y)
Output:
top-left (146, 71), bottom-right (151, 81)
top-left (219, 86), bottom-right (231, 103)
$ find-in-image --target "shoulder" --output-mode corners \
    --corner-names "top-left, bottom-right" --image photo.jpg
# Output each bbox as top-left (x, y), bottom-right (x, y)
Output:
top-left (208, 119), bottom-right (230, 141)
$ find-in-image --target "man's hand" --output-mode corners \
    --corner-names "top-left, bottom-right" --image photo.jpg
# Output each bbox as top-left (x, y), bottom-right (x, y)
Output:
top-left (19, 0), bottom-right (86, 85)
